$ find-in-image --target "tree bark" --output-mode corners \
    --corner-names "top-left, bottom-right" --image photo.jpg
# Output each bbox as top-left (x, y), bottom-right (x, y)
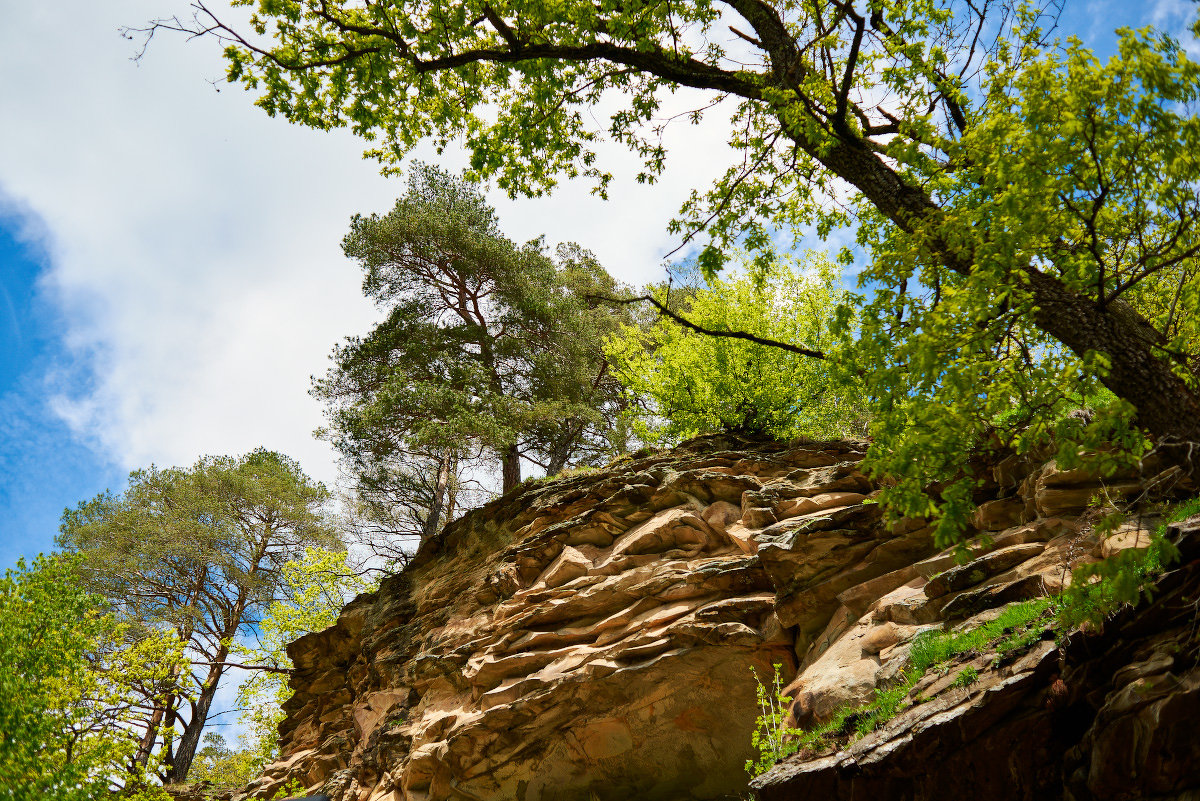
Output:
top-left (546, 444), bottom-right (572, 477)
top-left (810, 138), bottom-right (1200, 443)
top-left (133, 702), bottom-right (168, 769)
top-left (422, 451), bottom-right (452, 540)
top-left (166, 646), bottom-right (228, 782)
top-left (546, 419), bottom-right (587, 477)
top-left (1023, 268), bottom-right (1200, 441)
top-left (501, 443), bottom-right (521, 493)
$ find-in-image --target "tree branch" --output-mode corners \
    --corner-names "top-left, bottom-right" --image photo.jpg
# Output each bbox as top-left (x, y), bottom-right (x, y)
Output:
top-left (590, 294), bottom-right (826, 358)
top-left (189, 660), bottom-right (292, 674)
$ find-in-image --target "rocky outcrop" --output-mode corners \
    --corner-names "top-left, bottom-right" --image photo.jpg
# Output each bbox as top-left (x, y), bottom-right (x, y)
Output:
top-left (244, 436), bottom-right (916, 801)
top-left (243, 435), bottom-right (1197, 801)
top-left (752, 516), bottom-right (1200, 801)
top-left (752, 458), bottom-right (1200, 801)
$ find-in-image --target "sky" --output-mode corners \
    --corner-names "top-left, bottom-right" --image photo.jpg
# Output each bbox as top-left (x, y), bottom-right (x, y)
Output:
top-left (0, 2), bottom-right (1197, 564)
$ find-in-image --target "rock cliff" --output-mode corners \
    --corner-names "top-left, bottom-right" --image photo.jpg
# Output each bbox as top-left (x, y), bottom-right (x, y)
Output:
top-left (241, 435), bottom-right (1199, 801)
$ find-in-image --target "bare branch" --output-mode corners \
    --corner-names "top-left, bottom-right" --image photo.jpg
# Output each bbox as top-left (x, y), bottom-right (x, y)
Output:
top-left (589, 294), bottom-right (826, 359)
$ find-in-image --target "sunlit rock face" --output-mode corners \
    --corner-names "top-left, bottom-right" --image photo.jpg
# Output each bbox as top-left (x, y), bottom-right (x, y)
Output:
top-left (243, 435), bottom-right (906, 801)
top-left (240, 434), bottom-right (1198, 801)
top-left (752, 458), bottom-right (1200, 801)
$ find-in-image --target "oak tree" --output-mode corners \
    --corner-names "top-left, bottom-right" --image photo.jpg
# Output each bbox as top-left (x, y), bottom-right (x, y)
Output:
top-left (137, 0), bottom-right (1200, 537)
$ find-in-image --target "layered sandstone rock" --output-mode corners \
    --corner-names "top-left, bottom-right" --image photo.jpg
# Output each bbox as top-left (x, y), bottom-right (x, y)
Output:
top-left (241, 436), bottom-right (1196, 801)
top-left (244, 436), bottom-right (907, 801)
top-left (752, 459), bottom-right (1200, 801)
top-left (752, 517), bottom-right (1200, 801)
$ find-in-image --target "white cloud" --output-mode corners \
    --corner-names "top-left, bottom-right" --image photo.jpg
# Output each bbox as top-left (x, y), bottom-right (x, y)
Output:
top-left (0, 1), bottom-right (736, 485)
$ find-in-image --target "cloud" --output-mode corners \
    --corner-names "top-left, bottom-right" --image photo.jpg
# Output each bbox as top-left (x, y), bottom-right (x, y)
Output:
top-left (0, 1), bottom-right (744, 490)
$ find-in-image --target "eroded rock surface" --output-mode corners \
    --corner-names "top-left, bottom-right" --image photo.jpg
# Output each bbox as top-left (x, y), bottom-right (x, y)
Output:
top-left (241, 436), bottom-right (1197, 801)
top-left (245, 436), bottom-right (908, 801)
top-left (753, 464), bottom-right (1200, 801)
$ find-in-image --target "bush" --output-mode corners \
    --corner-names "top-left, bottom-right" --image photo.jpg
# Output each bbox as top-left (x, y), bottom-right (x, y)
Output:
top-left (605, 252), bottom-right (868, 444)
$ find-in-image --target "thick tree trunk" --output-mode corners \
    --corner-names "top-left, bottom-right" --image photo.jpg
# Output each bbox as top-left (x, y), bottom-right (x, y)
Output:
top-left (1023, 268), bottom-right (1200, 441)
top-left (166, 647), bottom-right (228, 782)
top-left (546, 419), bottom-right (588, 477)
top-left (813, 138), bottom-right (1200, 443)
top-left (546, 447), bottom-right (572, 477)
top-left (422, 451), bottom-right (452, 540)
top-left (501, 444), bottom-right (521, 493)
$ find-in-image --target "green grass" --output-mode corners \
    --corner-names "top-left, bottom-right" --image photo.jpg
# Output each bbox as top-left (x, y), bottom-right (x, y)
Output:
top-left (951, 666), bottom-right (979, 688)
top-left (909, 597), bottom-right (1054, 674)
top-left (747, 496), bottom-right (1200, 778)
top-left (746, 596), bottom-right (1056, 777)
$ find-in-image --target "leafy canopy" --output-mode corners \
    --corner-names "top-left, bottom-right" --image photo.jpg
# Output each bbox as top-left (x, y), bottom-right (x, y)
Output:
top-left (0, 554), bottom-right (181, 801)
top-left (605, 253), bottom-right (867, 443)
top-left (142, 0), bottom-right (1200, 539)
top-left (856, 29), bottom-right (1200, 541)
top-left (57, 448), bottom-right (338, 783)
top-left (314, 163), bottom-right (633, 496)
top-left (233, 547), bottom-right (374, 777)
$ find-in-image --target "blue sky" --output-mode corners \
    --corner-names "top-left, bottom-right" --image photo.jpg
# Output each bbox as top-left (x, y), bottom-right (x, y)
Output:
top-left (1, 0), bottom-right (1197, 573)
top-left (0, 204), bottom-right (124, 567)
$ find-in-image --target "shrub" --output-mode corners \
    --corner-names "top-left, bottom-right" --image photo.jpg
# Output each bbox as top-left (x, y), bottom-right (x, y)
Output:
top-left (606, 253), bottom-right (868, 444)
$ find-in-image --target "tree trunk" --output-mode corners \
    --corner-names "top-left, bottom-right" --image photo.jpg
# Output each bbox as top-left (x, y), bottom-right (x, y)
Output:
top-left (1023, 268), bottom-right (1200, 442)
top-left (133, 700), bottom-right (168, 769)
top-left (166, 647), bottom-right (228, 782)
top-left (501, 444), bottom-right (521, 493)
top-left (546, 419), bottom-right (588, 477)
top-left (546, 448), bottom-right (571, 477)
top-left (811, 137), bottom-right (1200, 443)
top-left (422, 451), bottom-right (452, 540)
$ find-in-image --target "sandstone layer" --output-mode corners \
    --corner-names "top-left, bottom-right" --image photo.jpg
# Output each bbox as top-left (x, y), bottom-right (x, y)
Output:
top-left (240, 435), bottom-right (1198, 801)
top-left (751, 515), bottom-right (1200, 801)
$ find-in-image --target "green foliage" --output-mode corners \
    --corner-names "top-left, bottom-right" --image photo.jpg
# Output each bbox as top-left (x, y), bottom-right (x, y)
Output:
top-left (745, 664), bottom-right (799, 778)
top-left (234, 548), bottom-right (374, 771)
top-left (850, 685), bottom-right (911, 737)
top-left (745, 669), bottom-right (922, 779)
top-left (606, 253), bottom-right (867, 444)
top-left (909, 598), bottom-right (1053, 674)
top-left (856, 24), bottom-right (1200, 545)
top-left (271, 778), bottom-right (309, 800)
top-left (0, 554), bottom-right (180, 801)
top-left (951, 666), bottom-right (980, 689)
top-left (1055, 498), bottom-right (1196, 629)
top-left (152, 0), bottom-right (1200, 548)
top-left (314, 164), bottom-right (634, 500)
top-left (57, 448), bottom-right (338, 783)
top-left (188, 734), bottom-right (261, 793)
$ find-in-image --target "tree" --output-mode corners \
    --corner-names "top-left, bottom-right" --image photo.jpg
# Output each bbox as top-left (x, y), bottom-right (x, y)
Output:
top-left (338, 447), bottom-right (488, 563)
top-left (0, 554), bottom-right (181, 801)
top-left (188, 733), bottom-right (260, 795)
top-left (57, 449), bottom-right (338, 783)
top-left (606, 252), bottom-right (867, 442)
top-left (233, 547), bottom-right (373, 774)
top-left (136, 1), bottom-right (1200, 538)
top-left (312, 163), bottom-right (632, 502)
